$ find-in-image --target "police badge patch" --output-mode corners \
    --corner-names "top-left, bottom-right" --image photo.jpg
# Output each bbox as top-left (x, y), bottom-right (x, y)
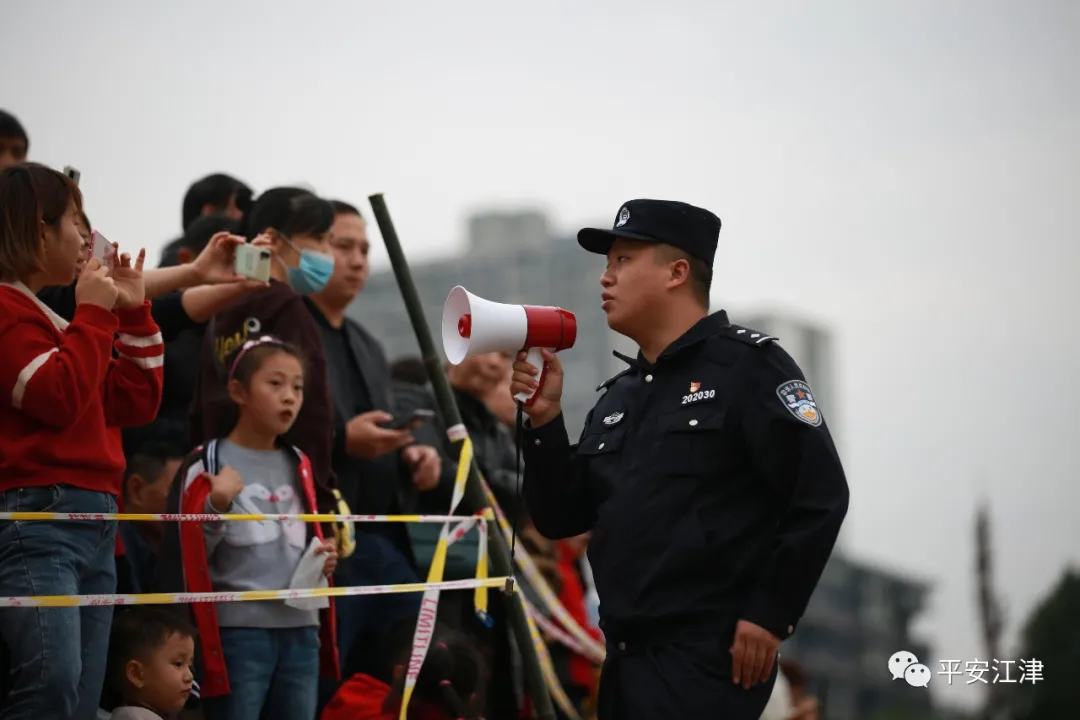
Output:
top-left (776, 380), bottom-right (822, 427)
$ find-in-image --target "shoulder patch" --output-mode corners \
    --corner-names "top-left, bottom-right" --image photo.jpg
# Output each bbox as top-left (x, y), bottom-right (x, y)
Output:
top-left (722, 324), bottom-right (777, 348)
top-left (776, 379), bottom-right (823, 427)
top-left (596, 367), bottom-right (633, 392)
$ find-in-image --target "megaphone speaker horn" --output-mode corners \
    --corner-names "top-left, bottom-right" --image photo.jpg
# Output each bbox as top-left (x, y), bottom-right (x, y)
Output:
top-left (441, 286), bottom-right (577, 406)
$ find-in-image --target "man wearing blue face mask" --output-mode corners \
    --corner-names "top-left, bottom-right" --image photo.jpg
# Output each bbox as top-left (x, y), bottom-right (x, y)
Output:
top-left (185, 188), bottom-right (342, 520)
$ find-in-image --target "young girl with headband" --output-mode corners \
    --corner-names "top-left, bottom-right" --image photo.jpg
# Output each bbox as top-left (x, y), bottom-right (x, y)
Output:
top-left (160, 335), bottom-right (340, 720)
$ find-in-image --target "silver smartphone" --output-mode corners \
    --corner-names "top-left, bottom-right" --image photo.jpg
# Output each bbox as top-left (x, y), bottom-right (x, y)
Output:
top-left (63, 166), bottom-right (81, 186)
top-left (234, 243), bottom-right (272, 282)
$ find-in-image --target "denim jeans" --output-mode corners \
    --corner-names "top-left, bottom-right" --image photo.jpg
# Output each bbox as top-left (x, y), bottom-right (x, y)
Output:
top-left (201, 626), bottom-right (320, 720)
top-left (0, 485), bottom-right (118, 720)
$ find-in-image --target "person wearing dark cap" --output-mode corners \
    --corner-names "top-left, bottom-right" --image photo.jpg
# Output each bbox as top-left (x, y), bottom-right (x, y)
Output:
top-left (510, 199), bottom-right (850, 719)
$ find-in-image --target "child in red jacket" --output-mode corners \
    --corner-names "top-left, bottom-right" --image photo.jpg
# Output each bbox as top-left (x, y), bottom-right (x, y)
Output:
top-left (0, 163), bottom-right (164, 719)
top-left (321, 623), bottom-right (486, 720)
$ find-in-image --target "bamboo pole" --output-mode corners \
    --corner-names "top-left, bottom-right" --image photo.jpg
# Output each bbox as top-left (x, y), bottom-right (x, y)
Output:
top-left (368, 193), bottom-right (556, 720)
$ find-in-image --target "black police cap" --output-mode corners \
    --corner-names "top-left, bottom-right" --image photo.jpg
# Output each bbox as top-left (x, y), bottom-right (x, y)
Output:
top-left (577, 199), bottom-right (722, 267)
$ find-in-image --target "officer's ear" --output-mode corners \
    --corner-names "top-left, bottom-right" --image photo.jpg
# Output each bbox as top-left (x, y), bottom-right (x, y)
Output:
top-left (654, 244), bottom-right (692, 291)
top-left (665, 255), bottom-right (692, 291)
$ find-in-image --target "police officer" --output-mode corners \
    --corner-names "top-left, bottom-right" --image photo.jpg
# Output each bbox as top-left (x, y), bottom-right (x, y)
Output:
top-left (510, 199), bottom-right (850, 719)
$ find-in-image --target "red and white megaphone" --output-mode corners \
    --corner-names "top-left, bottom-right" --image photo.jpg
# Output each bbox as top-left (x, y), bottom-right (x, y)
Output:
top-left (442, 285), bottom-right (577, 406)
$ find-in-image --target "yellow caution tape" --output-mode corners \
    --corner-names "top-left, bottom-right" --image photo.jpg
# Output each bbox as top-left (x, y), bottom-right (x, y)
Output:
top-left (399, 437), bottom-right (476, 720)
top-left (330, 488), bottom-right (356, 559)
top-left (528, 597), bottom-right (596, 659)
top-left (474, 513), bottom-right (489, 621)
top-left (0, 511), bottom-right (476, 523)
top-left (524, 600), bottom-right (585, 720)
top-left (0, 577), bottom-right (510, 608)
top-left (480, 479), bottom-right (607, 663)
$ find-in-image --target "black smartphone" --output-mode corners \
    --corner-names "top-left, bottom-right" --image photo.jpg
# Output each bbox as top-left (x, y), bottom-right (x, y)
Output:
top-left (385, 408), bottom-right (436, 431)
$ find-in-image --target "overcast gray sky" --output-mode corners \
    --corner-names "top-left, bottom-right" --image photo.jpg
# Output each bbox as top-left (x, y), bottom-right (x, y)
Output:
top-left (4, 0), bottom-right (1077, 709)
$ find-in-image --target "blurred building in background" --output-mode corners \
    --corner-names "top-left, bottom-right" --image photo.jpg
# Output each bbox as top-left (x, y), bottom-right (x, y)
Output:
top-left (783, 556), bottom-right (934, 719)
top-left (354, 209), bottom-right (938, 720)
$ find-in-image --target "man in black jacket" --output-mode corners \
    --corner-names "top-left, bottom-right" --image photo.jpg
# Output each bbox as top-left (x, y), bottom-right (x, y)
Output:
top-left (391, 354), bottom-right (524, 519)
top-left (446, 351), bottom-right (525, 521)
top-left (305, 201), bottom-right (452, 693)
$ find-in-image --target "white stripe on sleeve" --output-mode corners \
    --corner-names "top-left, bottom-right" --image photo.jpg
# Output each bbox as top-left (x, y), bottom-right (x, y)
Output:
top-left (11, 349), bottom-right (58, 410)
top-left (118, 332), bottom-right (163, 348)
top-left (118, 353), bottom-right (165, 370)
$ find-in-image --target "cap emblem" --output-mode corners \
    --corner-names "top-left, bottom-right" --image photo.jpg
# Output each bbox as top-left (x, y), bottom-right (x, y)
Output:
top-left (615, 206), bottom-right (630, 228)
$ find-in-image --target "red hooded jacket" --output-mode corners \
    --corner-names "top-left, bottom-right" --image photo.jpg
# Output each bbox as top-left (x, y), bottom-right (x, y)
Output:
top-left (321, 673), bottom-right (455, 720)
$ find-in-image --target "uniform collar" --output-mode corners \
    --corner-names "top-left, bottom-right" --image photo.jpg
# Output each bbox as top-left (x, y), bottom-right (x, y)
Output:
top-left (616, 309), bottom-right (730, 370)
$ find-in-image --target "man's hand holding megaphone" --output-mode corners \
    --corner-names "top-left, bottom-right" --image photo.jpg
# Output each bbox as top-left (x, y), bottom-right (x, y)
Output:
top-left (510, 348), bottom-right (564, 428)
top-left (441, 286), bottom-right (578, 419)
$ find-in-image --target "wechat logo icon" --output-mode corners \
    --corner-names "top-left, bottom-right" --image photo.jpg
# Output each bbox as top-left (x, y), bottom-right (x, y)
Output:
top-left (889, 650), bottom-right (931, 687)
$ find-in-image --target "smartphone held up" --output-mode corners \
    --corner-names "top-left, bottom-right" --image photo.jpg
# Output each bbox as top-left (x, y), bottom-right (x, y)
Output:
top-left (234, 243), bottom-right (272, 282)
top-left (89, 229), bottom-right (117, 272)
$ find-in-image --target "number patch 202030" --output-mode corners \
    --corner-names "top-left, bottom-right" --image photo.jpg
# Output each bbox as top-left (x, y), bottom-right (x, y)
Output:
top-left (681, 389), bottom-right (716, 405)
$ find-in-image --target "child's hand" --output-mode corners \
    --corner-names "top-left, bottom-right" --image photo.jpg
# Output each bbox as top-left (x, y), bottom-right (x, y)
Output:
top-left (208, 466), bottom-right (244, 512)
top-left (316, 539), bottom-right (338, 577)
top-left (111, 248), bottom-right (147, 309)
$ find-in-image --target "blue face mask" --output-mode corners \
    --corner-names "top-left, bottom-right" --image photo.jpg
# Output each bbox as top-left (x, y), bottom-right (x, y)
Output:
top-left (286, 250), bottom-right (335, 295)
top-left (277, 236), bottom-right (335, 295)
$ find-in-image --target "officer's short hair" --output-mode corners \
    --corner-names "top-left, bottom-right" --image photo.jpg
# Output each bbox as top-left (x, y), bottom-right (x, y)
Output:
top-left (653, 243), bottom-right (712, 309)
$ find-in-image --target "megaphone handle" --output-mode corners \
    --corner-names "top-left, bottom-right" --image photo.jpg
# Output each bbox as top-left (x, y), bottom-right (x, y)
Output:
top-left (514, 346), bottom-right (549, 407)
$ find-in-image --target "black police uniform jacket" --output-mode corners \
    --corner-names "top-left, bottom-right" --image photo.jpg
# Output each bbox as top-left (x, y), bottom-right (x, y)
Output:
top-left (522, 310), bottom-right (849, 643)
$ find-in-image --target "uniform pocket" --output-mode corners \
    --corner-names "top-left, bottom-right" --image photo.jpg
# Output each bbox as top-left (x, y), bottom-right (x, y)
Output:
top-left (576, 425), bottom-right (627, 457)
top-left (656, 405), bottom-right (727, 477)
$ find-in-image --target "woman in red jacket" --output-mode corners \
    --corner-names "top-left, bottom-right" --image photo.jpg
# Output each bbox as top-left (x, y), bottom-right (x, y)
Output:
top-left (0, 163), bottom-right (164, 720)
